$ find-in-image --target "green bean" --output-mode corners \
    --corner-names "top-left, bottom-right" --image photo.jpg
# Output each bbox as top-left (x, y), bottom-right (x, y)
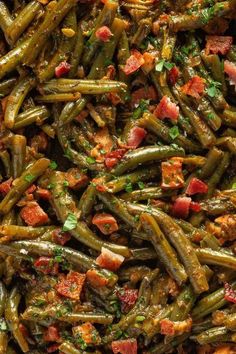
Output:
top-left (192, 326), bottom-right (233, 345)
top-left (68, 24), bottom-right (84, 79)
top-left (0, 225), bottom-right (55, 243)
top-left (148, 333), bottom-right (189, 354)
top-left (121, 186), bottom-right (174, 202)
top-left (13, 105), bottom-right (50, 130)
top-left (0, 151), bottom-right (12, 178)
top-left (0, 1), bottom-right (13, 43)
top-left (59, 342), bottom-right (82, 354)
top-left (198, 147), bottom-right (223, 179)
top-left (207, 151), bottom-right (230, 197)
top-left (196, 248), bottom-right (236, 269)
top-left (201, 53), bottom-right (227, 96)
top-left (10, 135), bottom-right (26, 179)
top-left (141, 213), bottom-right (187, 285)
top-left (4, 76), bottom-right (36, 129)
top-left (0, 158), bottom-right (50, 215)
top-left (78, 184), bottom-right (97, 220)
top-left (0, 78), bottom-right (17, 97)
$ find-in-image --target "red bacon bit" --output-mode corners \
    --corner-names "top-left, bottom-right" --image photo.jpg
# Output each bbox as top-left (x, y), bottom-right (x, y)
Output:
top-left (36, 187), bottom-right (51, 200)
top-left (172, 197), bottom-right (191, 219)
top-left (168, 66), bottom-right (180, 86)
top-left (0, 177), bottom-right (12, 195)
top-left (142, 52), bottom-right (155, 74)
top-left (205, 36), bottom-right (233, 55)
top-left (55, 61), bottom-right (71, 78)
top-left (161, 158), bottom-right (184, 189)
top-left (116, 288), bottom-right (138, 313)
top-left (86, 269), bottom-right (108, 287)
top-left (154, 96), bottom-right (179, 121)
top-left (43, 326), bottom-right (60, 342)
top-left (181, 76), bottom-right (205, 99)
top-left (95, 26), bottom-right (112, 42)
top-left (105, 149), bottom-right (126, 169)
top-left (190, 201), bottom-right (201, 213)
top-left (107, 92), bottom-right (122, 106)
top-left (52, 228), bottom-right (71, 246)
top-left (30, 131), bottom-right (48, 152)
top-left (55, 271), bottom-right (86, 300)
top-left (96, 247), bottom-right (124, 271)
top-left (127, 126), bottom-right (147, 148)
top-left (123, 50), bottom-right (145, 75)
top-left (186, 177), bottom-right (208, 196)
top-left (73, 322), bottom-right (101, 345)
top-left (224, 282), bottom-right (236, 303)
top-left (65, 168), bottom-right (89, 190)
top-left (92, 213), bottom-right (119, 235)
top-left (160, 318), bottom-right (175, 336)
top-left (20, 202), bottom-right (49, 226)
top-left (131, 86), bottom-right (157, 108)
top-left (26, 184), bottom-right (37, 195)
top-left (112, 339), bottom-right (138, 354)
top-left (34, 257), bottom-right (59, 275)
top-left (224, 60), bottom-right (236, 87)
top-left (19, 323), bottom-right (30, 338)
top-left (47, 344), bottom-right (60, 353)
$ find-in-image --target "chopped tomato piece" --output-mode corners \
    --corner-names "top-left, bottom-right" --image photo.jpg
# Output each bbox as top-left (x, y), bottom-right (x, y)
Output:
top-left (160, 318), bottom-right (175, 336)
top-left (127, 126), bottom-right (147, 148)
top-left (105, 149), bottom-right (126, 168)
top-left (168, 66), bottom-right (180, 86)
top-left (20, 202), bottom-right (49, 226)
top-left (224, 282), bottom-right (236, 303)
top-left (44, 325), bottom-right (60, 342)
top-left (131, 85), bottom-right (157, 108)
top-left (190, 201), bottom-right (201, 212)
top-left (186, 177), bottom-right (208, 195)
top-left (116, 288), bottom-right (138, 313)
top-left (181, 75), bottom-right (205, 99)
top-left (52, 228), bottom-right (71, 245)
top-left (55, 271), bottom-right (86, 300)
top-left (123, 50), bottom-right (145, 75)
top-left (36, 187), bottom-right (51, 200)
top-left (34, 257), bottom-right (59, 275)
top-left (224, 60), bottom-right (236, 87)
top-left (86, 269), bottom-right (108, 287)
top-left (0, 177), bottom-right (12, 195)
top-left (96, 247), bottom-right (124, 271)
top-left (55, 61), bottom-right (71, 77)
top-left (161, 158), bottom-right (184, 189)
top-left (205, 36), bottom-right (233, 55)
top-left (72, 322), bottom-right (101, 345)
top-left (172, 197), bottom-right (191, 219)
top-left (112, 339), bottom-right (137, 354)
top-left (154, 96), bottom-right (179, 121)
top-left (65, 168), bottom-right (89, 190)
top-left (141, 52), bottom-right (155, 74)
top-left (95, 25), bottom-right (112, 42)
top-left (47, 344), bottom-right (60, 353)
top-left (92, 213), bottom-right (119, 235)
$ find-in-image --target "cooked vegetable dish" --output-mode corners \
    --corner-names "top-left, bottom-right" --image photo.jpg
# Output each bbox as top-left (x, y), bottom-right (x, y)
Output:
top-left (0, 0), bottom-right (236, 353)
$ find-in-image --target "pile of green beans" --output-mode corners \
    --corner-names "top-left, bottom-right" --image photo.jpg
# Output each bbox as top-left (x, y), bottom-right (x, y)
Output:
top-left (0, 0), bottom-right (235, 353)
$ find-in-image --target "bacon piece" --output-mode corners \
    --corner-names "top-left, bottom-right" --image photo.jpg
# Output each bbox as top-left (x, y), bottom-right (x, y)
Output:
top-left (141, 52), bottom-right (155, 73)
top-left (186, 177), bottom-right (208, 195)
top-left (127, 126), bottom-right (147, 148)
top-left (154, 96), bottom-right (179, 121)
top-left (224, 60), bottom-right (236, 87)
top-left (20, 202), bottom-right (49, 226)
top-left (34, 257), bottom-right (59, 275)
top-left (65, 168), bottom-right (89, 190)
top-left (116, 288), bottom-right (138, 312)
top-left (123, 50), bottom-right (144, 75)
top-left (172, 197), bottom-right (192, 219)
top-left (168, 66), bottom-right (180, 86)
top-left (96, 247), bottom-right (124, 271)
top-left (92, 213), bottom-right (118, 235)
top-left (161, 158), bottom-right (184, 189)
top-left (131, 85), bottom-right (157, 108)
top-left (105, 149), bottom-right (126, 168)
top-left (55, 61), bottom-right (71, 77)
top-left (36, 187), bottom-right (51, 200)
top-left (205, 36), bottom-right (233, 55)
top-left (112, 339), bottom-right (137, 354)
top-left (0, 177), bottom-right (12, 195)
top-left (181, 76), bottom-right (205, 99)
top-left (55, 271), bottom-right (86, 300)
top-left (72, 322), bottom-right (101, 345)
top-left (86, 269), bottom-right (108, 287)
top-left (52, 228), bottom-right (71, 245)
top-left (95, 26), bottom-right (112, 42)
top-left (224, 282), bottom-right (236, 304)
top-left (43, 326), bottom-right (60, 342)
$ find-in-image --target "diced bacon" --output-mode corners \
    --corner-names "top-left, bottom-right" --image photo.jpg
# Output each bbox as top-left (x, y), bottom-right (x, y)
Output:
top-left (123, 50), bottom-right (145, 75)
top-left (154, 96), bottom-right (179, 121)
top-left (65, 168), bottom-right (89, 190)
top-left (43, 326), bottom-right (60, 342)
top-left (91, 127), bottom-right (113, 162)
top-left (30, 131), bottom-right (48, 152)
top-left (107, 92), bottom-right (122, 105)
top-left (96, 247), bottom-right (124, 271)
top-left (105, 149), bottom-right (126, 168)
top-left (75, 110), bottom-right (89, 123)
top-left (47, 344), bottom-right (60, 353)
top-left (190, 201), bottom-right (201, 212)
top-left (34, 257), bottom-right (59, 275)
top-left (131, 86), bottom-right (157, 108)
top-left (92, 213), bottom-right (119, 235)
top-left (86, 269), bottom-right (108, 287)
top-left (224, 60), bottom-right (236, 87)
top-left (161, 158), bottom-right (184, 189)
top-left (160, 318), bottom-right (175, 336)
top-left (52, 228), bottom-right (71, 246)
top-left (72, 322), bottom-right (101, 345)
top-left (19, 323), bottom-right (30, 339)
top-left (20, 202), bottom-right (49, 226)
top-left (36, 187), bottom-right (51, 200)
top-left (116, 288), bottom-right (138, 313)
top-left (224, 282), bottom-right (236, 304)
top-left (55, 271), bottom-right (86, 300)
top-left (127, 127), bottom-right (147, 148)
top-left (55, 61), bottom-right (71, 78)
top-left (95, 26), bottom-right (112, 42)
top-left (112, 339), bottom-right (138, 354)
top-left (160, 317), bottom-right (192, 336)
top-left (205, 36), bottom-right (233, 55)
top-left (104, 65), bottom-right (116, 80)
top-left (168, 66), bottom-right (180, 86)
top-left (141, 52), bottom-right (155, 74)
top-left (26, 184), bottom-right (37, 195)
top-left (0, 177), bottom-right (12, 195)
top-left (186, 177), bottom-right (208, 195)
top-left (181, 76), bottom-right (205, 99)
top-left (172, 197), bottom-right (191, 219)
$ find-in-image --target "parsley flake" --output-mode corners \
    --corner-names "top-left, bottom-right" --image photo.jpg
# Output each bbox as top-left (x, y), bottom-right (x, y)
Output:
top-left (24, 174), bottom-right (35, 183)
top-left (49, 161), bottom-right (58, 170)
top-left (169, 126), bottom-right (179, 140)
top-left (86, 157), bottom-right (96, 164)
top-left (63, 213), bottom-right (77, 231)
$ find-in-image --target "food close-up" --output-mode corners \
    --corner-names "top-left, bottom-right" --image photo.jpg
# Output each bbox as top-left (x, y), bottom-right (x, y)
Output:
top-left (0, 0), bottom-right (236, 353)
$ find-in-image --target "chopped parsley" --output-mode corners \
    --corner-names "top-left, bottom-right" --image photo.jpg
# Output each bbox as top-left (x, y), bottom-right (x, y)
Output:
top-left (232, 183), bottom-right (236, 189)
top-left (63, 180), bottom-right (69, 187)
top-left (86, 157), bottom-right (96, 164)
top-left (0, 319), bottom-right (8, 331)
top-left (132, 99), bottom-right (150, 119)
top-left (49, 161), bottom-right (57, 170)
top-left (125, 182), bottom-right (133, 193)
top-left (137, 181), bottom-right (145, 190)
top-left (155, 59), bottom-right (174, 72)
top-left (24, 174), bottom-right (35, 182)
top-left (62, 213), bottom-right (77, 231)
top-left (206, 80), bottom-right (221, 98)
top-left (169, 126), bottom-right (179, 140)
top-left (136, 315), bottom-right (146, 322)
